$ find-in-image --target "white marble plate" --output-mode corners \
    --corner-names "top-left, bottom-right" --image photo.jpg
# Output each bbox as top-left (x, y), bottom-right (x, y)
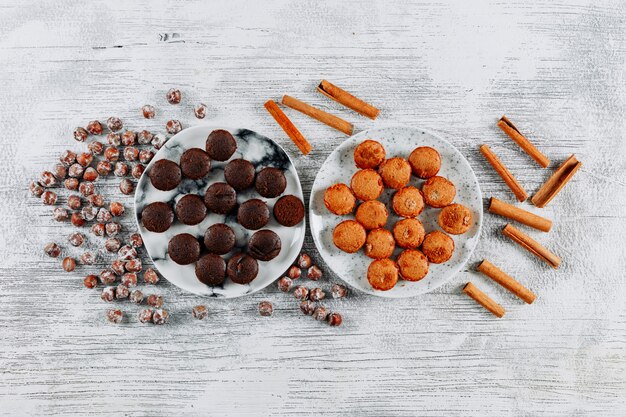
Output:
top-left (135, 125), bottom-right (305, 298)
top-left (309, 126), bottom-right (482, 298)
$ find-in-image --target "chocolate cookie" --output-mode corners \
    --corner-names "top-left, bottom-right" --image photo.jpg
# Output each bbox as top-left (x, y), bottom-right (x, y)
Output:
top-left (204, 223), bottom-right (236, 255)
top-left (224, 159), bottom-right (256, 191)
top-left (205, 129), bottom-right (237, 161)
top-left (175, 194), bottom-right (207, 225)
top-left (248, 230), bottom-right (281, 261)
top-left (273, 195), bottom-right (304, 227)
top-left (227, 252), bottom-right (259, 284)
top-left (148, 159), bottom-right (182, 191)
top-left (204, 182), bottom-right (237, 215)
top-left (168, 233), bottom-right (200, 265)
top-left (180, 148), bottom-right (211, 180)
top-left (195, 254), bottom-right (226, 286)
top-left (237, 199), bottom-right (269, 230)
top-left (255, 167), bottom-right (286, 198)
top-left (141, 202), bottom-right (174, 233)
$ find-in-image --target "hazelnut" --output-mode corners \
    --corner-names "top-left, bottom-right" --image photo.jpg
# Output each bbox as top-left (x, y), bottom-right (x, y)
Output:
top-left (104, 238), bottom-right (121, 253)
top-left (76, 152), bottom-right (93, 167)
top-left (114, 162), bottom-right (129, 177)
top-left (119, 179), bottom-right (134, 195)
top-left (106, 117), bottom-right (123, 132)
top-left (147, 294), bottom-right (163, 308)
top-left (101, 286), bottom-right (116, 302)
top-left (297, 253), bottom-right (312, 269)
top-left (129, 289), bottom-right (144, 304)
top-left (166, 119), bottom-right (182, 134)
top-left (42, 191), bottom-right (57, 205)
top-left (107, 133), bottom-right (121, 146)
top-left (83, 167), bottom-right (98, 182)
top-left (39, 171), bottom-right (56, 187)
top-left (131, 164), bottom-right (145, 179)
top-left (194, 103), bottom-right (207, 119)
top-left (331, 284), bottom-right (348, 299)
top-left (139, 149), bottom-right (154, 164)
top-left (68, 232), bottom-right (85, 247)
top-left (115, 284), bottom-right (130, 299)
top-left (192, 305), bottom-right (208, 320)
top-left (80, 252), bottom-right (95, 265)
top-left (91, 223), bottom-right (105, 236)
top-left (83, 275), bottom-right (98, 289)
top-left (121, 130), bottom-right (136, 146)
top-left (62, 257), bottom-right (76, 272)
top-left (52, 207), bottom-right (69, 222)
top-left (86, 194), bottom-right (104, 207)
top-left (151, 134), bottom-right (167, 149)
top-left (142, 104), bottom-right (155, 119)
top-left (152, 309), bottom-right (169, 325)
top-left (138, 308), bottom-right (153, 323)
top-left (68, 163), bottom-right (84, 178)
top-left (30, 181), bottom-right (44, 197)
top-left (71, 211), bottom-right (85, 227)
top-left (125, 258), bottom-right (142, 273)
top-left (64, 178), bottom-right (79, 190)
top-left (137, 130), bottom-right (153, 145)
top-left (287, 265), bottom-right (301, 279)
top-left (88, 141), bottom-right (104, 155)
top-left (129, 233), bottom-right (143, 248)
top-left (109, 202), bottom-right (124, 217)
top-left (78, 181), bottom-right (94, 197)
top-left (258, 301), bottom-right (273, 317)
top-left (86, 120), bottom-right (103, 135)
top-left (277, 276), bottom-right (293, 292)
top-left (73, 127), bottom-right (88, 142)
top-left (143, 268), bottom-right (159, 284)
top-left (309, 288), bottom-right (326, 302)
top-left (307, 265), bottom-right (323, 281)
top-left (121, 272), bottom-right (137, 287)
top-left (104, 146), bottom-right (120, 162)
top-left (166, 88), bottom-right (181, 104)
top-left (44, 242), bottom-right (61, 258)
top-left (328, 312), bottom-right (343, 326)
top-left (96, 161), bottom-right (112, 176)
top-left (299, 300), bottom-right (316, 316)
top-left (293, 286), bottom-right (309, 301)
top-left (60, 150), bottom-right (77, 166)
top-left (118, 245), bottom-right (137, 260)
top-left (123, 146), bottom-right (139, 162)
top-left (67, 195), bottom-right (82, 210)
top-left (106, 309), bottom-right (123, 324)
top-left (313, 306), bottom-right (329, 321)
top-left (99, 270), bottom-right (116, 285)
top-left (111, 260), bottom-right (126, 275)
top-left (52, 164), bottom-right (67, 181)
top-left (81, 206), bottom-right (97, 221)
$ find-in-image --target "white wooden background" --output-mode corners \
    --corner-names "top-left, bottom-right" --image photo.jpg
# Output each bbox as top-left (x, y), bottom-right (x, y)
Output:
top-left (1, 1), bottom-right (625, 415)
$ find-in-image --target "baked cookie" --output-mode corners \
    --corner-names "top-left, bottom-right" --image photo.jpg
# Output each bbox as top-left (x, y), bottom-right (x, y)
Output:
top-left (397, 249), bottom-right (429, 281)
top-left (195, 254), bottom-right (226, 286)
top-left (392, 186), bottom-right (425, 218)
top-left (332, 220), bottom-right (366, 253)
top-left (438, 203), bottom-right (473, 235)
top-left (204, 182), bottom-right (237, 215)
top-left (324, 183), bottom-right (356, 215)
top-left (255, 167), bottom-right (286, 198)
top-left (354, 139), bottom-right (386, 169)
top-left (180, 148), bottom-right (211, 180)
top-left (367, 259), bottom-right (399, 291)
top-left (237, 199), bottom-right (270, 230)
top-left (149, 159), bottom-right (182, 191)
top-left (227, 252), bottom-right (259, 284)
top-left (204, 223), bottom-right (236, 255)
top-left (408, 146), bottom-right (441, 179)
top-left (422, 231), bottom-right (454, 264)
top-left (273, 195), bottom-right (305, 226)
top-left (224, 159), bottom-right (255, 191)
top-left (175, 194), bottom-right (207, 225)
top-left (392, 218), bottom-right (425, 249)
top-left (378, 157), bottom-right (411, 189)
top-left (141, 202), bottom-right (174, 233)
top-left (248, 230), bottom-right (282, 261)
top-left (355, 200), bottom-right (388, 230)
top-left (206, 129), bottom-right (237, 161)
top-left (421, 176), bottom-right (456, 208)
top-left (350, 169), bottom-right (384, 201)
top-left (168, 233), bottom-right (201, 265)
top-left (364, 228), bottom-right (395, 259)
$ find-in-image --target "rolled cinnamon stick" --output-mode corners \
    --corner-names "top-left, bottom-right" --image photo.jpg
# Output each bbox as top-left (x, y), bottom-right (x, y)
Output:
top-left (264, 100), bottom-right (312, 155)
top-left (489, 197), bottom-right (552, 232)
top-left (477, 259), bottom-right (536, 304)
top-left (497, 116), bottom-right (550, 168)
top-left (281, 95), bottom-right (354, 135)
top-left (502, 224), bottom-right (561, 269)
top-left (317, 80), bottom-right (380, 119)
top-left (531, 154), bottom-right (581, 208)
top-left (479, 144), bottom-right (528, 202)
top-left (463, 282), bottom-right (505, 318)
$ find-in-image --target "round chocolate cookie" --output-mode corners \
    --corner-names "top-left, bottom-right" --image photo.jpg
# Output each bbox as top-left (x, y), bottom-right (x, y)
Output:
top-left (175, 194), bottom-right (207, 225)
top-left (195, 254), bottom-right (226, 286)
top-left (248, 230), bottom-right (281, 261)
top-left (227, 252), bottom-right (259, 284)
top-left (237, 199), bottom-right (269, 230)
top-left (180, 148), bottom-right (211, 180)
top-left (168, 233), bottom-right (201, 265)
top-left (141, 202), bottom-right (174, 233)
top-left (224, 159), bottom-right (256, 191)
top-left (205, 129), bottom-right (237, 161)
top-left (273, 195), bottom-right (304, 227)
top-left (255, 167), bottom-right (286, 198)
top-left (204, 223), bottom-right (236, 255)
top-left (149, 159), bottom-right (182, 191)
top-left (204, 182), bottom-right (237, 215)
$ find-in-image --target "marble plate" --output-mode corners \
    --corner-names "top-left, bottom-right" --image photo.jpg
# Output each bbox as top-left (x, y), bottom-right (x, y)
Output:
top-left (309, 126), bottom-right (482, 298)
top-left (135, 125), bottom-right (306, 298)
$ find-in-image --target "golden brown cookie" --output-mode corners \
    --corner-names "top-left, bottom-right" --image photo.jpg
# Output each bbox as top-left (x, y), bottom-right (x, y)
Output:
top-left (438, 203), bottom-right (473, 235)
top-left (364, 228), bottom-right (395, 259)
top-left (397, 249), bottom-right (429, 282)
top-left (355, 200), bottom-right (388, 230)
top-left (332, 220), bottom-right (366, 253)
top-left (367, 259), bottom-right (399, 291)
top-left (354, 140), bottom-right (386, 169)
top-left (378, 157), bottom-right (411, 189)
top-left (392, 186), bottom-right (425, 218)
top-left (421, 176), bottom-right (456, 208)
top-left (422, 231), bottom-right (455, 264)
top-left (324, 183), bottom-right (356, 215)
top-left (350, 169), bottom-right (384, 201)
top-left (392, 218), bottom-right (425, 249)
top-left (408, 146), bottom-right (441, 179)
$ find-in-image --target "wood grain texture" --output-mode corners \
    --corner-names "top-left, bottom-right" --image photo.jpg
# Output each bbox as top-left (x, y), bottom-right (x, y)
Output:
top-left (1, 0), bottom-right (625, 415)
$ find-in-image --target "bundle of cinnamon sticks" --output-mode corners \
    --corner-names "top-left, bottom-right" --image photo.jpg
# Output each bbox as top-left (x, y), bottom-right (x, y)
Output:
top-left (465, 116), bottom-right (581, 317)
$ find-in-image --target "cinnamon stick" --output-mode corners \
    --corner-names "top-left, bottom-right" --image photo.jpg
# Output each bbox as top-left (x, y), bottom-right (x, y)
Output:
top-left (502, 224), bottom-right (561, 269)
top-left (281, 95), bottom-right (354, 135)
top-left (531, 154), bottom-right (581, 208)
top-left (477, 259), bottom-right (536, 304)
top-left (317, 80), bottom-right (380, 119)
top-left (479, 144), bottom-right (528, 202)
top-left (463, 282), bottom-right (505, 318)
top-left (489, 197), bottom-right (552, 232)
top-left (264, 99), bottom-right (312, 155)
top-left (497, 116), bottom-right (550, 168)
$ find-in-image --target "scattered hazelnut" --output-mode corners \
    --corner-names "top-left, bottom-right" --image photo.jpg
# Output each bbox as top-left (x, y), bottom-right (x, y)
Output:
top-left (121, 130), bottom-right (136, 146)
top-left (106, 117), bottom-right (123, 132)
top-left (299, 300), bottom-right (316, 316)
top-left (88, 141), bottom-right (104, 155)
top-left (287, 265), bottom-right (301, 279)
top-left (307, 265), bottom-right (323, 281)
top-left (60, 150), bottom-right (77, 166)
top-left (83, 167), bottom-right (99, 182)
top-left (123, 147), bottom-right (139, 162)
top-left (118, 245), bottom-right (137, 260)
top-left (39, 171), bottom-right (57, 187)
top-left (131, 164), bottom-right (145, 179)
top-left (147, 294), bottom-right (163, 308)
top-left (166, 88), bottom-right (181, 104)
top-left (70, 211), bottom-right (85, 227)
top-left (139, 149), bottom-right (154, 164)
top-left (121, 272), bottom-right (137, 287)
top-left (80, 252), bottom-right (95, 265)
top-left (91, 222), bottom-right (105, 236)
top-left (86, 120), bottom-right (103, 135)
top-left (309, 288), bottom-right (326, 302)
top-left (129, 233), bottom-right (143, 248)
top-left (125, 258), bottom-right (142, 273)
top-left (114, 162), bottom-right (129, 177)
top-left (104, 146), bottom-right (120, 162)
top-left (105, 222), bottom-right (122, 237)
top-left (68, 232), bottom-right (85, 247)
top-left (297, 253), bottom-right (312, 269)
top-left (194, 103), bottom-right (207, 119)
top-left (137, 130), bottom-right (153, 145)
top-left (331, 284), bottom-right (348, 299)
top-left (192, 305), bottom-right (208, 320)
top-left (142, 104), bottom-right (155, 119)
top-left (87, 194), bottom-right (104, 207)
top-left (99, 270), bottom-right (116, 285)
top-left (152, 309), bottom-right (169, 325)
top-left (258, 301), bottom-right (273, 317)
top-left (111, 259), bottom-right (126, 275)
top-left (67, 195), bottom-right (82, 210)
top-left (62, 257), bottom-right (76, 272)
top-left (143, 268), bottom-right (159, 284)
top-left (73, 127), bottom-right (89, 142)
top-left (104, 238), bottom-right (122, 253)
top-left (328, 312), bottom-right (343, 326)
top-left (151, 134), bottom-right (167, 149)
top-left (68, 163), bottom-right (84, 178)
top-left (96, 161), bottom-right (112, 176)
top-left (109, 202), bottom-right (125, 217)
top-left (81, 206), bottom-right (97, 221)
top-left (107, 133), bottom-right (121, 146)
top-left (52, 207), bottom-right (69, 222)
top-left (115, 284), bottom-right (129, 299)
top-left (52, 164), bottom-right (67, 181)
top-left (166, 119), bottom-right (182, 134)
top-left (101, 286), bottom-right (116, 302)
top-left (277, 276), bottom-right (293, 292)
top-left (106, 309), bottom-right (123, 324)
top-left (78, 181), bottom-right (94, 197)
top-left (64, 178), bottom-right (79, 190)
top-left (44, 242), bottom-right (61, 258)
top-left (293, 286), bottom-right (309, 301)
top-left (119, 179), bottom-right (134, 195)
top-left (41, 191), bottom-right (57, 205)
top-left (129, 289), bottom-right (144, 304)
top-left (83, 275), bottom-right (98, 289)
top-left (138, 308), bottom-right (153, 323)
top-left (30, 181), bottom-right (44, 197)
top-left (313, 306), bottom-right (329, 321)
top-left (76, 152), bottom-right (93, 167)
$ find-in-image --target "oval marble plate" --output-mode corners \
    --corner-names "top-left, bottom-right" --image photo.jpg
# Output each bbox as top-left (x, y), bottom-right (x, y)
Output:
top-left (135, 125), bottom-right (306, 298)
top-left (309, 126), bottom-right (482, 298)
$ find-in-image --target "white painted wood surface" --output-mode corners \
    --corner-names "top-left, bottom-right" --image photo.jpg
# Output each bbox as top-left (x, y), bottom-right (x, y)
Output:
top-left (1, 1), bottom-right (624, 415)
